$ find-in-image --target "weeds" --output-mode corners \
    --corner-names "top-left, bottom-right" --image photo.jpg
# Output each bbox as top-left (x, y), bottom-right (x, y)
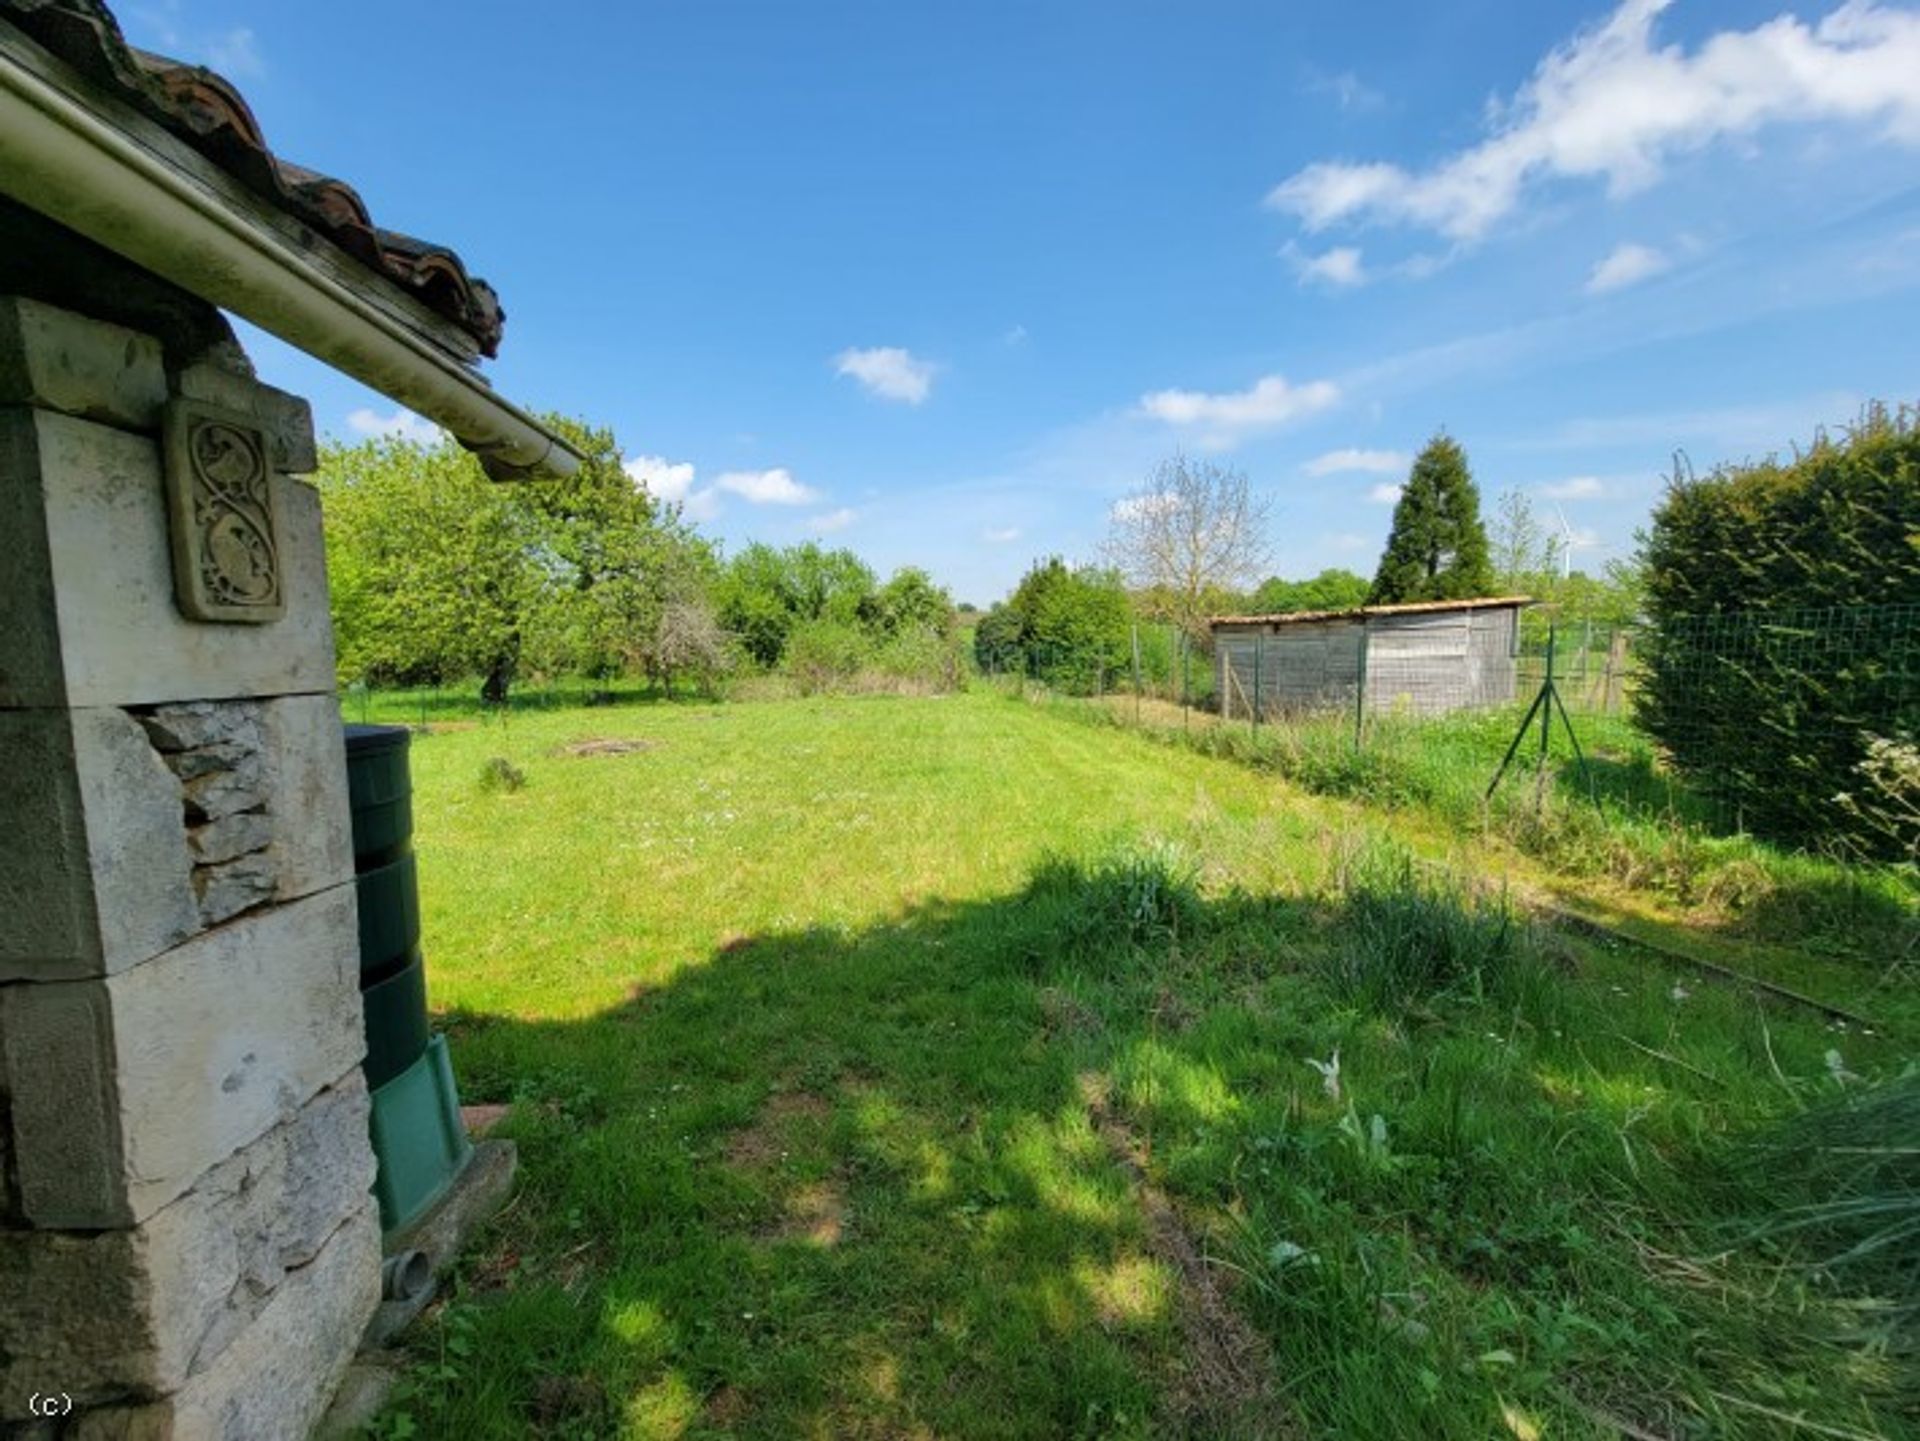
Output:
top-left (1322, 844), bottom-right (1531, 1014)
top-left (1051, 691), bottom-right (1918, 963)
top-left (1747, 1071), bottom-right (1920, 1381)
top-left (1025, 838), bottom-right (1205, 968)
top-left (477, 756), bottom-right (526, 793)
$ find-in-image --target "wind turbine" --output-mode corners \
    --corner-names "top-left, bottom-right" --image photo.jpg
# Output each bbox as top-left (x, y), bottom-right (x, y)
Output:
top-left (1552, 504), bottom-right (1576, 580)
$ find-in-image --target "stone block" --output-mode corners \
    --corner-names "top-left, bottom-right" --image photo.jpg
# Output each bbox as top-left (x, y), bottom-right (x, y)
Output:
top-left (136, 700), bottom-right (264, 754)
top-left (0, 1074), bottom-right (373, 1414)
top-left (0, 409), bottom-right (337, 709)
top-left (0, 298), bottom-right (317, 476)
top-left (173, 355), bottom-right (318, 476)
top-left (0, 408), bottom-right (65, 709)
top-left (0, 707), bottom-right (195, 982)
top-left (71, 1200), bottom-right (381, 1441)
top-left (192, 852), bottom-right (277, 927)
top-left (185, 811), bottom-right (270, 866)
top-left (0, 296), bottom-right (167, 434)
top-left (261, 692), bottom-right (354, 903)
top-left (178, 750), bottom-right (265, 821)
top-left (0, 883), bottom-right (363, 1226)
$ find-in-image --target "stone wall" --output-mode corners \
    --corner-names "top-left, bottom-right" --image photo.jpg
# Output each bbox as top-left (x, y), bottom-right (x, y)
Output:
top-left (0, 295), bottom-right (375, 1437)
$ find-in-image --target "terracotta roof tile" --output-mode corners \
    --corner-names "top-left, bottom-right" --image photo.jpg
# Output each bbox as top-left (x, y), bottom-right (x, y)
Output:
top-left (4, 0), bottom-right (505, 357)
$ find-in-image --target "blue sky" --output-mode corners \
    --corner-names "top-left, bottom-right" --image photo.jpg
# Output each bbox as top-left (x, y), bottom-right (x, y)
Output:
top-left (122, 0), bottom-right (1920, 604)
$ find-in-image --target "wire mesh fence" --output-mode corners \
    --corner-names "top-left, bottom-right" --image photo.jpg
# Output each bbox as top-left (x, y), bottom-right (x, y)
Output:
top-left (990, 604), bottom-right (1917, 855)
top-left (1634, 603), bottom-right (1919, 853)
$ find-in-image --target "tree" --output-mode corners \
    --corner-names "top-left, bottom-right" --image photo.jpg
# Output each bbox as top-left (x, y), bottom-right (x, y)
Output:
top-left (317, 434), bottom-right (539, 697)
top-left (1104, 454), bottom-right (1272, 636)
top-left (1249, 568), bottom-right (1370, 615)
top-left (1637, 405), bottom-right (1920, 853)
top-left (649, 598), bottom-right (732, 696)
top-left (715, 542), bottom-right (878, 668)
top-left (1489, 489), bottom-right (1551, 592)
top-left (983, 557), bottom-right (1132, 693)
top-left (864, 566), bottom-right (952, 637)
top-left (1369, 435), bottom-right (1496, 604)
top-left (315, 416), bottom-right (716, 701)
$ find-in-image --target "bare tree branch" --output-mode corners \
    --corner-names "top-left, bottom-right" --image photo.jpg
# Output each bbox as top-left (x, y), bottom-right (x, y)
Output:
top-left (1102, 455), bottom-right (1272, 634)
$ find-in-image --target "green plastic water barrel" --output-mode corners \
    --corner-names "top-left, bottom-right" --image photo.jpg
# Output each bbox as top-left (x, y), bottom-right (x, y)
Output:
top-left (344, 724), bottom-right (429, 1082)
top-left (360, 953), bottom-right (431, 1089)
top-left (343, 723), bottom-right (412, 863)
top-left (369, 1035), bottom-right (473, 1230)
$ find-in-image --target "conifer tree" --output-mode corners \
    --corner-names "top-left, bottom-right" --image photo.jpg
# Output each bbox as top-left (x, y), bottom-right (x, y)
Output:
top-left (1368, 435), bottom-right (1496, 603)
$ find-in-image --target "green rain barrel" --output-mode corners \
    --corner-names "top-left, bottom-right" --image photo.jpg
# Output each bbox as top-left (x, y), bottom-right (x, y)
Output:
top-left (344, 723), bottom-right (476, 1231)
top-left (344, 725), bottom-right (420, 984)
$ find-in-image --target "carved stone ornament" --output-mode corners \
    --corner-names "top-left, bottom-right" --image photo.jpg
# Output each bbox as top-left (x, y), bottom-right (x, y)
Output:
top-left (161, 396), bottom-right (285, 623)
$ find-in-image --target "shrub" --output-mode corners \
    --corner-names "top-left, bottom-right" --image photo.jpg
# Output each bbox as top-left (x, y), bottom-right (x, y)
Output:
top-left (783, 619), bottom-right (870, 695)
top-left (478, 756), bottom-right (526, 793)
top-left (1322, 844), bottom-right (1528, 1013)
top-left (1637, 405), bottom-right (1920, 856)
top-left (980, 558), bottom-right (1132, 694)
top-left (1024, 839), bottom-right (1204, 970)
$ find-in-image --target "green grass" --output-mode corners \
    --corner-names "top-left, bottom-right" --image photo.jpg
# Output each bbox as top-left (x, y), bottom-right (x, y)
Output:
top-left (366, 690), bottom-right (1916, 1439)
top-left (1059, 690), bottom-right (1917, 973)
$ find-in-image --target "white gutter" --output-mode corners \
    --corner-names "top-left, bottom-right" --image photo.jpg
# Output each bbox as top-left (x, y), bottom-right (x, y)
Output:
top-left (0, 34), bottom-right (580, 480)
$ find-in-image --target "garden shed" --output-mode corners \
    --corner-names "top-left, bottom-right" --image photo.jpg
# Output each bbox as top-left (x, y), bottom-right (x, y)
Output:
top-left (1210, 596), bottom-right (1529, 720)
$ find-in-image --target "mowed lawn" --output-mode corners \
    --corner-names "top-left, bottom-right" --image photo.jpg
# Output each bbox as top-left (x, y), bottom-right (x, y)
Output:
top-left (381, 691), bottom-right (1914, 1440)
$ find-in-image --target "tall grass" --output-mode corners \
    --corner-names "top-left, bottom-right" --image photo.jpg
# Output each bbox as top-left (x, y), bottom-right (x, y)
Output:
top-left (1748, 1072), bottom-right (1920, 1382)
top-left (1322, 844), bottom-right (1535, 1014)
top-left (1047, 692), bottom-right (1918, 963)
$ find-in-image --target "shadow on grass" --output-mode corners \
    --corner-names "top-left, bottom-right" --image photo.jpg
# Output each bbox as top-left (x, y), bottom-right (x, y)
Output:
top-left (388, 850), bottom-right (1911, 1441)
top-left (413, 877), bottom-right (1324, 1441)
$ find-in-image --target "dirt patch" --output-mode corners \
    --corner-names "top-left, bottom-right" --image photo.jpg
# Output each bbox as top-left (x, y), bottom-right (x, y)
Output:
top-left (527, 1374), bottom-right (609, 1430)
top-left (717, 931), bottom-right (757, 956)
top-left (460, 1103), bottom-right (510, 1138)
top-left (556, 737), bottom-right (657, 758)
top-left (1039, 986), bottom-right (1105, 1038)
top-left (1077, 1072), bottom-right (1293, 1440)
top-left (724, 1089), bottom-right (832, 1169)
top-left (703, 1384), bottom-right (751, 1428)
top-left (758, 1178), bottom-right (848, 1247)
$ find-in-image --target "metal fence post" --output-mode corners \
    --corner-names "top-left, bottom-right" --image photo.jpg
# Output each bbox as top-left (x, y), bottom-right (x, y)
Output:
top-left (1131, 623), bottom-right (1142, 724)
top-left (1353, 622), bottom-right (1370, 750)
top-left (1180, 627), bottom-right (1190, 732)
top-left (1251, 635), bottom-right (1262, 735)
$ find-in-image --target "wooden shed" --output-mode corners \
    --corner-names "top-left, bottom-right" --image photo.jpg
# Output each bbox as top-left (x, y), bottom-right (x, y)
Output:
top-left (1210, 596), bottom-right (1529, 720)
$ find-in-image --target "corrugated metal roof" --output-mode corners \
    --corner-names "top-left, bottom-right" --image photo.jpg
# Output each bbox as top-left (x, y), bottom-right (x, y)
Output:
top-left (2, 0), bottom-right (506, 358)
top-left (1209, 595), bottom-right (1532, 628)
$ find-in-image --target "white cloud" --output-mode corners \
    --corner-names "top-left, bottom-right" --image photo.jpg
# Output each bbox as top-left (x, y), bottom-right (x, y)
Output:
top-left (1538, 475), bottom-right (1608, 499)
top-left (1367, 483), bottom-right (1404, 504)
top-left (1307, 68), bottom-right (1386, 114)
top-left (205, 26), bottom-right (264, 78)
top-left (1292, 244), bottom-right (1368, 288)
top-left (835, 346), bottom-right (937, 405)
top-left (1137, 373), bottom-right (1340, 448)
top-left (623, 454), bottom-right (696, 503)
top-left (808, 507), bottom-right (857, 534)
top-left (1002, 324), bottom-right (1029, 347)
top-left (346, 407), bottom-right (442, 445)
top-left (1111, 493), bottom-right (1181, 523)
top-left (1267, 0), bottom-right (1920, 243)
top-left (1305, 447), bottom-right (1408, 476)
top-left (681, 489), bottom-right (723, 524)
top-left (982, 525), bottom-right (1022, 543)
top-left (714, 467), bottom-right (819, 506)
top-left (1587, 241), bottom-right (1669, 293)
